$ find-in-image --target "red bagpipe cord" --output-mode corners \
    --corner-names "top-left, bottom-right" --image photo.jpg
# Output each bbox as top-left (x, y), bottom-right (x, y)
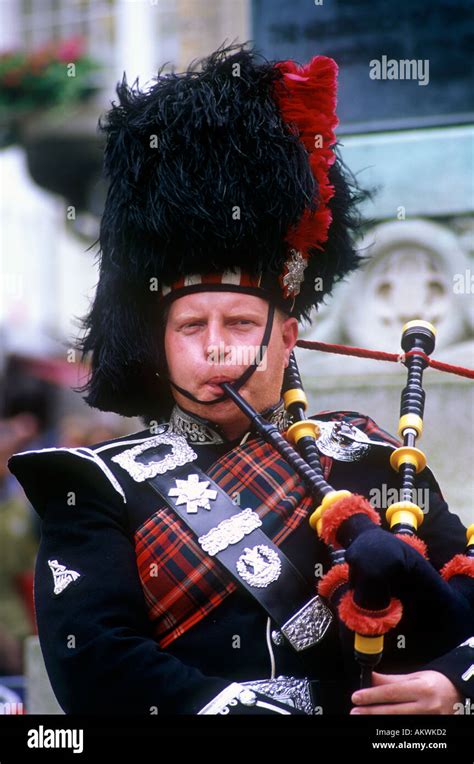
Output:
top-left (296, 339), bottom-right (474, 380)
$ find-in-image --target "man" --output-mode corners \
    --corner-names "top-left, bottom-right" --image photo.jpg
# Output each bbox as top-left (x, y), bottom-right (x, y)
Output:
top-left (8, 44), bottom-right (474, 716)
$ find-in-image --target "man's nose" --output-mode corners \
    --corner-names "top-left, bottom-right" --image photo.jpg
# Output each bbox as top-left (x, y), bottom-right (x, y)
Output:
top-left (205, 320), bottom-right (230, 360)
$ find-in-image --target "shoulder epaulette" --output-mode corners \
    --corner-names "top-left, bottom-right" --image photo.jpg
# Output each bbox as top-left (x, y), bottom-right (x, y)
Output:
top-left (7, 427), bottom-right (164, 514)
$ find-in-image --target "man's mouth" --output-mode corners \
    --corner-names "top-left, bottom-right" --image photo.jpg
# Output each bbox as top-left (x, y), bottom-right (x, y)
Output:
top-left (205, 376), bottom-right (236, 390)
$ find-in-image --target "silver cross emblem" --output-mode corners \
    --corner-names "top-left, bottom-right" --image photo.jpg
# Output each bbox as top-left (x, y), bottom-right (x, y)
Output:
top-left (168, 473), bottom-right (218, 514)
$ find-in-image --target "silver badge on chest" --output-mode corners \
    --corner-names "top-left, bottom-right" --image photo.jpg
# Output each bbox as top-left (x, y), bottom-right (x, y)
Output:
top-left (315, 421), bottom-right (370, 462)
top-left (198, 509), bottom-right (262, 555)
top-left (168, 473), bottom-right (217, 514)
top-left (236, 544), bottom-right (282, 588)
top-left (112, 432), bottom-right (197, 481)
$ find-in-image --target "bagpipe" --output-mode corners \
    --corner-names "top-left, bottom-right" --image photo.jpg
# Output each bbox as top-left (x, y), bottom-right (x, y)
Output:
top-left (221, 320), bottom-right (474, 688)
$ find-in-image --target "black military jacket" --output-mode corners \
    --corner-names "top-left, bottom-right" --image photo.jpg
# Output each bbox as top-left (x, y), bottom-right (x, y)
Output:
top-left (7, 403), bottom-right (474, 715)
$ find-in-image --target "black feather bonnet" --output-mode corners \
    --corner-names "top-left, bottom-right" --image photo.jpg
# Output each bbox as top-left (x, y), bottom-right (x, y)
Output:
top-left (76, 42), bottom-right (364, 420)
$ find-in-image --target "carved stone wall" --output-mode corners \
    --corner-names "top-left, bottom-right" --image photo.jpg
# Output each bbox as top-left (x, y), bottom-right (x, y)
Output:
top-left (298, 135), bottom-right (473, 527)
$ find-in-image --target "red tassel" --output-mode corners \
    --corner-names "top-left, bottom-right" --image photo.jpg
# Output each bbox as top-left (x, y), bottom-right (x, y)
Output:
top-left (338, 590), bottom-right (403, 635)
top-left (395, 533), bottom-right (428, 559)
top-left (441, 554), bottom-right (474, 582)
top-left (318, 562), bottom-right (349, 600)
top-left (320, 494), bottom-right (380, 547)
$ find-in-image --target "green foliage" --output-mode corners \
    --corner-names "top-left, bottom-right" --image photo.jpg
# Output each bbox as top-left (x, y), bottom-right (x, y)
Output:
top-left (0, 37), bottom-right (101, 115)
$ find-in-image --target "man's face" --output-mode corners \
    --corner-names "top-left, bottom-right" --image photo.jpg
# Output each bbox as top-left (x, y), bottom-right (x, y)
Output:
top-left (164, 291), bottom-right (298, 438)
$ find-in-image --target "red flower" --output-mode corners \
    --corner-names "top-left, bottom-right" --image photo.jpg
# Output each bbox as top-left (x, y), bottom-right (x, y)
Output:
top-left (56, 36), bottom-right (85, 63)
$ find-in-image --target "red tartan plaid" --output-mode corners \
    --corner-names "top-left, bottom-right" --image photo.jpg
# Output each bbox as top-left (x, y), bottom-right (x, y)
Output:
top-left (134, 435), bottom-right (315, 648)
top-left (134, 410), bottom-right (399, 648)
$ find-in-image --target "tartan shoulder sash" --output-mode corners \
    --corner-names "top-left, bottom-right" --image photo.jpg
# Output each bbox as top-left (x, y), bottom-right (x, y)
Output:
top-left (133, 434), bottom-right (322, 648)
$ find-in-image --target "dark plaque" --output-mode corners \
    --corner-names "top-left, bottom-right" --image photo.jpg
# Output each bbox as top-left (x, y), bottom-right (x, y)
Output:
top-left (252, 0), bottom-right (474, 132)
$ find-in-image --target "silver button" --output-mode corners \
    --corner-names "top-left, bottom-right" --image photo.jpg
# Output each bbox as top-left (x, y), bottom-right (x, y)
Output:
top-left (238, 689), bottom-right (257, 706)
top-left (271, 629), bottom-right (284, 646)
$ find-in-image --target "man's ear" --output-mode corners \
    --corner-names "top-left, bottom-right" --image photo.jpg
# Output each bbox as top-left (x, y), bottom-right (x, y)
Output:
top-left (281, 317), bottom-right (299, 366)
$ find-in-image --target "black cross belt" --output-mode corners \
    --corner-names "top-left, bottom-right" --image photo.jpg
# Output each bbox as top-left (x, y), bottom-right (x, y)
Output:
top-left (145, 461), bottom-right (333, 652)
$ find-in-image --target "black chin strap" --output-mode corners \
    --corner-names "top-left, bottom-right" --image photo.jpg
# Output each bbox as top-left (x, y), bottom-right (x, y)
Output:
top-left (168, 303), bottom-right (275, 406)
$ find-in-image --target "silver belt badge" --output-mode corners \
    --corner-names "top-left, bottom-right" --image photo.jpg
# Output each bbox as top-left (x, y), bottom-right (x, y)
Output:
top-left (281, 595), bottom-right (333, 651)
top-left (236, 544), bottom-right (282, 588)
top-left (168, 473), bottom-right (217, 514)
